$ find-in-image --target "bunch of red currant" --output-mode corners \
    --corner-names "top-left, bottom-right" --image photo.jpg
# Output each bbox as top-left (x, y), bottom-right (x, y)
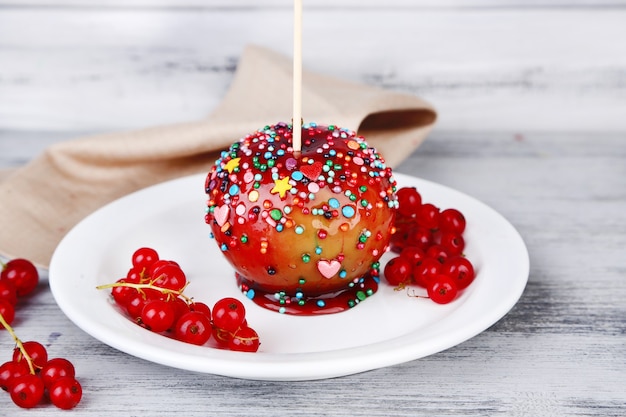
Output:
top-left (385, 187), bottom-right (476, 304)
top-left (1, 259), bottom-right (82, 410)
top-left (0, 258), bottom-right (40, 326)
top-left (98, 247), bottom-right (260, 352)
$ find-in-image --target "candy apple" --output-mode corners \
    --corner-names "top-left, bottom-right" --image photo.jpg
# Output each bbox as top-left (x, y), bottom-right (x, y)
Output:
top-left (205, 122), bottom-right (397, 315)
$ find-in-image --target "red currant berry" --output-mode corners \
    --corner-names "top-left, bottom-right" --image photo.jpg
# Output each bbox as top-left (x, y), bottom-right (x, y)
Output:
top-left (170, 297), bottom-right (191, 322)
top-left (126, 267), bottom-right (145, 283)
top-left (443, 256), bottom-right (475, 289)
top-left (1, 258), bottom-right (39, 297)
top-left (439, 208), bottom-right (466, 234)
top-left (412, 257), bottom-right (442, 287)
top-left (142, 286), bottom-right (166, 302)
top-left (111, 279), bottom-right (136, 308)
top-left (13, 341), bottom-right (48, 370)
top-left (189, 301), bottom-right (211, 318)
top-left (0, 361), bottom-right (29, 391)
top-left (9, 373), bottom-right (45, 408)
top-left (148, 259), bottom-right (179, 278)
top-left (229, 326), bottom-right (260, 352)
top-left (212, 298), bottom-right (246, 334)
top-left (141, 299), bottom-right (176, 333)
top-left (417, 203), bottom-right (440, 230)
top-left (212, 326), bottom-right (233, 346)
top-left (383, 256), bottom-right (412, 286)
top-left (131, 247), bottom-right (159, 271)
top-left (426, 244), bottom-right (450, 264)
top-left (152, 263), bottom-right (187, 292)
top-left (174, 311), bottom-right (212, 345)
top-left (40, 358), bottom-right (76, 389)
top-left (427, 275), bottom-right (459, 304)
top-left (439, 232), bottom-right (465, 256)
top-left (126, 294), bottom-right (148, 321)
top-left (0, 280), bottom-right (17, 305)
top-left (0, 299), bottom-right (16, 326)
top-left (399, 246), bottom-right (426, 266)
top-left (49, 377), bottom-right (82, 410)
top-left (406, 226), bottom-right (433, 251)
top-left (396, 187), bottom-right (422, 218)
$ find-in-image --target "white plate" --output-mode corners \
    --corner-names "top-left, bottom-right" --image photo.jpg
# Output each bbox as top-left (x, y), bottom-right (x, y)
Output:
top-left (49, 173), bottom-right (529, 381)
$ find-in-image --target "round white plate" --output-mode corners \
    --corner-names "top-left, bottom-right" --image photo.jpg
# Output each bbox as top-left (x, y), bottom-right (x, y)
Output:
top-left (49, 173), bottom-right (529, 381)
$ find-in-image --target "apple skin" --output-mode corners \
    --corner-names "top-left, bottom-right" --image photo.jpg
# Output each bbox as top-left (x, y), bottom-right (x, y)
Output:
top-left (205, 122), bottom-right (397, 311)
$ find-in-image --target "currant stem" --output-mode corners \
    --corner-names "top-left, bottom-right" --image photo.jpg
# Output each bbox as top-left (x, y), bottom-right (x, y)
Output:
top-left (0, 312), bottom-right (37, 374)
top-left (96, 281), bottom-right (193, 304)
top-left (406, 288), bottom-right (429, 299)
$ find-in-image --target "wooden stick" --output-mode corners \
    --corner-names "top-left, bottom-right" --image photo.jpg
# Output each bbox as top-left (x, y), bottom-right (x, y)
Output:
top-left (292, 0), bottom-right (303, 153)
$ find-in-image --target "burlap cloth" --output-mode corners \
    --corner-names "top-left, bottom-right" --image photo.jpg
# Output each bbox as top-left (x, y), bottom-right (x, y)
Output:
top-left (0, 45), bottom-right (436, 268)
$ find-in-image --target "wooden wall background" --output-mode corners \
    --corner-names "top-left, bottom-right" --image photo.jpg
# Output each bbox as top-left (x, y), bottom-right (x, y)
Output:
top-left (1, 0), bottom-right (625, 167)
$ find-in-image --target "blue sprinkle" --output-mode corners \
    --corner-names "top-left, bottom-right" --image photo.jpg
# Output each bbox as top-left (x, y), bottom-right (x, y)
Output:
top-left (264, 151), bottom-right (272, 159)
top-left (291, 171), bottom-right (304, 181)
top-left (246, 289), bottom-right (256, 299)
top-left (228, 184), bottom-right (240, 195)
top-left (276, 224), bottom-right (284, 232)
top-left (342, 205), bottom-right (356, 218)
top-left (220, 243), bottom-right (228, 251)
top-left (279, 307), bottom-right (286, 314)
top-left (328, 198), bottom-right (340, 208)
top-left (295, 291), bottom-right (303, 299)
top-left (316, 300), bottom-right (326, 308)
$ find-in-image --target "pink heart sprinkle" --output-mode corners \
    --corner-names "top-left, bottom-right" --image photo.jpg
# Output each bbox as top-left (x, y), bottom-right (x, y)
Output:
top-left (213, 205), bottom-right (230, 227)
top-left (317, 259), bottom-right (341, 279)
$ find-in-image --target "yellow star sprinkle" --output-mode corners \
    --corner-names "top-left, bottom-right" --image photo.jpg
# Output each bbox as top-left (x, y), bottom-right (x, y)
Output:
top-left (270, 176), bottom-right (293, 199)
top-left (224, 157), bottom-right (241, 173)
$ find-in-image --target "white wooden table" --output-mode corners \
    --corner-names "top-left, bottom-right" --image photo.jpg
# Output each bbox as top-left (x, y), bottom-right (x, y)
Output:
top-left (1, 2), bottom-right (625, 416)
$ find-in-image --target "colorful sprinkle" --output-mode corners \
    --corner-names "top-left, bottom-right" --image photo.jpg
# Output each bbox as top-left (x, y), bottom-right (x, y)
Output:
top-left (228, 184), bottom-right (240, 196)
top-left (341, 205), bottom-right (356, 218)
top-left (248, 190), bottom-right (259, 202)
top-left (271, 176), bottom-right (292, 198)
top-left (224, 158), bottom-right (240, 173)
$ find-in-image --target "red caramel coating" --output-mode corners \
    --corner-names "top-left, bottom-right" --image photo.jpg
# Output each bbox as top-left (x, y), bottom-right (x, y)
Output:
top-left (205, 122), bottom-right (398, 314)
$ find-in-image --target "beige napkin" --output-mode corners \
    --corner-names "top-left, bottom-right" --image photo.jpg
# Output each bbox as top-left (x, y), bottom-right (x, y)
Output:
top-left (0, 45), bottom-right (436, 268)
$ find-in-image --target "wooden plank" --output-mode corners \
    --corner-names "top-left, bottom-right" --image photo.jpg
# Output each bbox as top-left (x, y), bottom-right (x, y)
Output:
top-left (2, 0), bottom-right (626, 9)
top-left (1, 8), bottom-right (625, 134)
